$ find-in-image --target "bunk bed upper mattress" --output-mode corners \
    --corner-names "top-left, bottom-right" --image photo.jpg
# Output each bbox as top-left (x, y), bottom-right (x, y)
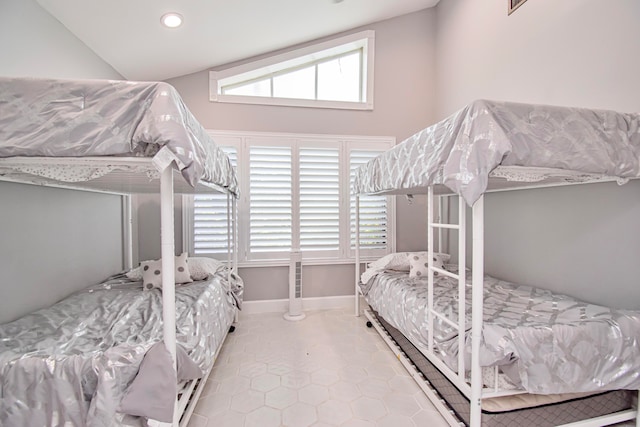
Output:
top-left (353, 100), bottom-right (640, 205)
top-left (0, 271), bottom-right (240, 426)
top-left (0, 77), bottom-right (238, 196)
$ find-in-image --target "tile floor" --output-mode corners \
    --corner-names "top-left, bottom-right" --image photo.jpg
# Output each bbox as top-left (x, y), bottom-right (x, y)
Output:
top-left (188, 308), bottom-right (450, 427)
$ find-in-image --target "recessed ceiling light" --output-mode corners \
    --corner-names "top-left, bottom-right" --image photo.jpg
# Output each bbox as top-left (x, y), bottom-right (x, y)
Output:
top-left (161, 12), bottom-right (183, 28)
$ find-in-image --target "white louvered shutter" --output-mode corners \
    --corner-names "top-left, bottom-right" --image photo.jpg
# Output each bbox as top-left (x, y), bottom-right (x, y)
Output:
top-left (193, 146), bottom-right (237, 256)
top-left (299, 147), bottom-right (340, 254)
top-left (249, 146), bottom-right (292, 255)
top-left (350, 149), bottom-right (387, 251)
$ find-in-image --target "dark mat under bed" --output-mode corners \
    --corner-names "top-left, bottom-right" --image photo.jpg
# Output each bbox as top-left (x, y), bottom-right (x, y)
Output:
top-left (370, 310), bottom-right (633, 427)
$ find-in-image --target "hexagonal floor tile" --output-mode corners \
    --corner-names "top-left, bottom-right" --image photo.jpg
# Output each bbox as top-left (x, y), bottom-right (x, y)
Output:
top-left (383, 393), bottom-right (421, 417)
top-left (281, 370), bottom-right (311, 389)
top-left (317, 399), bottom-right (353, 425)
top-left (351, 396), bottom-right (388, 421)
top-left (299, 384), bottom-right (330, 406)
top-left (218, 375), bottom-right (251, 395)
top-left (311, 368), bottom-right (340, 386)
top-left (230, 389), bottom-right (264, 413)
top-left (329, 381), bottom-right (362, 402)
top-left (193, 391), bottom-right (232, 417)
top-left (238, 361), bottom-right (268, 378)
top-left (245, 406), bottom-right (281, 427)
top-left (357, 377), bottom-right (392, 399)
top-left (265, 386), bottom-right (298, 410)
top-left (251, 372), bottom-right (280, 392)
top-left (282, 402), bottom-right (318, 427)
top-left (190, 309), bottom-right (453, 427)
top-left (377, 413), bottom-right (415, 427)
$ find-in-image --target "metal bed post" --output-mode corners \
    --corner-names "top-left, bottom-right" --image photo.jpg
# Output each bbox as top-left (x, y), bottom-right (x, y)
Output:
top-left (437, 196), bottom-right (443, 252)
top-left (457, 195), bottom-right (467, 380)
top-left (160, 166), bottom-right (178, 426)
top-left (232, 195), bottom-right (239, 323)
top-left (233, 196), bottom-right (238, 274)
top-left (226, 192), bottom-right (239, 323)
top-left (227, 192), bottom-right (232, 280)
top-left (355, 195), bottom-right (361, 316)
top-left (427, 187), bottom-right (434, 351)
top-left (469, 195), bottom-right (484, 427)
top-left (122, 195), bottom-right (134, 270)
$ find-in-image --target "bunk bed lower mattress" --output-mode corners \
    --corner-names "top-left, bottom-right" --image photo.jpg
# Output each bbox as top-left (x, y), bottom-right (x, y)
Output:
top-left (0, 271), bottom-right (240, 427)
top-left (372, 311), bottom-right (634, 427)
top-left (360, 269), bottom-right (640, 394)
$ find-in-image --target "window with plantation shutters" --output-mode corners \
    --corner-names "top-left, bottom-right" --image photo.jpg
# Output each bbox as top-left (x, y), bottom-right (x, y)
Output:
top-left (249, 146), bottom-right (292, 255)
top-left (299, 147), bottom-right (340, 253)
top-left (192, 146), bottom-right (237, 256)
top-left (350, 149), bottom-right (388, 252)
top-left (185, 131), bottom-right (394, 266)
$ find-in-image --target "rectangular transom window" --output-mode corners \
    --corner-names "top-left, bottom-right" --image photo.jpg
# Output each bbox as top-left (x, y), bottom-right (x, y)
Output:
top-left (185, 130), bottom-right (395, 267)
top-left (209, 31), bottom-right (374, 111)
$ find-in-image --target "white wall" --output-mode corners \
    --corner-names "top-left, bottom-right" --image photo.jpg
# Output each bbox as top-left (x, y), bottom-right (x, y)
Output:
top-left (140, 10), bottom-right (438, 302)
top-left (0, 0), bottom-right (125, 323)
top-left (435, 0), bottom-right (640, 116)
top-left (0, 0), bottom-right (122, 80)
top-left (436, 0), bottom-right (640, 309)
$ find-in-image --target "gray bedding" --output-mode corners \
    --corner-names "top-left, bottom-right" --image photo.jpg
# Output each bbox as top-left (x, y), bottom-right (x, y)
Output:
top-left (0, 270), bottom-right (240, 426)
top-left (353, 100), bottom-right (640, 205)
top-left (0, 77), bottom-right (238, 196)
top-left (361, 269), bottom-right (640, 394)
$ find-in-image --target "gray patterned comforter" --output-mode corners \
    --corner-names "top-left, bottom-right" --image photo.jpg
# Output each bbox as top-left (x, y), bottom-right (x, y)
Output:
top-left (0, 271), bottom-right (240, 426)
top-left (361, 270), bottom-right (640, 394)
top-left (353, 100), bottom-right (640, 205)
top-left (0, 77), bottom-right (238, 196)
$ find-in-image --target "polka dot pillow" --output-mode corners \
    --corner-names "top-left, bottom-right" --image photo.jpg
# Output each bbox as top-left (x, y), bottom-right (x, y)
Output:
top-left (141, 252), bottom-right (192, 290)
top-left (408, 252), bottom-right (450, 279)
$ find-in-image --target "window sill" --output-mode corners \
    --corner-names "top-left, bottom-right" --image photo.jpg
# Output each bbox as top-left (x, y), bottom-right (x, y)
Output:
top-left (211, 94), bottom-right (374, 111)
top-left (234, 256), bottom-right (382, 269)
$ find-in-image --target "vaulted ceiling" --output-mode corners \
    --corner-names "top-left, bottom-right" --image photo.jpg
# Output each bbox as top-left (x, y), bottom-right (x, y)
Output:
top-left (37, 0), bottom-right (440, 81)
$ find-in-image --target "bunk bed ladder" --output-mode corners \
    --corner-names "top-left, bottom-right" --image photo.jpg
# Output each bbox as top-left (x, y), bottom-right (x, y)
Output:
top-left (427, 189), bottom-right (466, 382)
top-left (427, 189), bottom-right (484, 427)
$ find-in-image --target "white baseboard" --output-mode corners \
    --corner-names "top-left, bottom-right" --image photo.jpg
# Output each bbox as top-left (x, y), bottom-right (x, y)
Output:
top-left (242, 295), bottom-right (355, 315)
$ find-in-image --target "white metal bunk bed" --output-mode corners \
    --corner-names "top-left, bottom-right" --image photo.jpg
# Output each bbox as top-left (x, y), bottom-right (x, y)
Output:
top-left (0, 76), bottom-right (240, 426)
top-left (353, 99), bottom-right (640, 427)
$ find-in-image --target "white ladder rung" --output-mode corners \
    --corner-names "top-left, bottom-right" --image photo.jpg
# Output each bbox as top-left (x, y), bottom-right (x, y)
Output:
top-left (431, 266), bottom-right (458, 280)
top-left (430, 222), bottom-right (460, 230)
top-left (432, 310), bottom-right (460, 330)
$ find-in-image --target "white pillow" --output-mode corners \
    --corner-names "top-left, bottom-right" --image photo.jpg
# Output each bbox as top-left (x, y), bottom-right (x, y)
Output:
top-left (125, 265), bottom-right (144, 281)
top-left (137, 252), bottom-right (193, 290)
top-left (367, 252), bottom-right (412, 272)
top-left (188, 257), bottom-right (225, 281)
top-left (408, 252), bottom-right (450, 278)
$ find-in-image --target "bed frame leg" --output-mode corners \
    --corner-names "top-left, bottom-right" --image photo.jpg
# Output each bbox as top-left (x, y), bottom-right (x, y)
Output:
top-left (355, 195), bottom-right (361, 317)
top-left (636, 390), bottom-right (639, 426)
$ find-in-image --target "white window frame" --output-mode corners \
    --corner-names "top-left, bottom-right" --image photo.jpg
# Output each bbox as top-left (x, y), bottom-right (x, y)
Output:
top-left (183, 130), bottom-right (395, 267)
top-left (209, 30), bottom-right (375, 111)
